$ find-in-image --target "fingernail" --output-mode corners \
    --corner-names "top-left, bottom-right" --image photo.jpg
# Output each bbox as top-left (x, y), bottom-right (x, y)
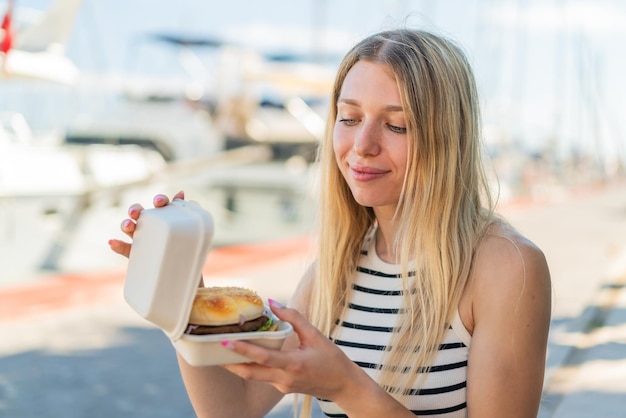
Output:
top-left (122, 220), bottom-right (132, 229)
top-left (268, 298), bottom-right (284, 309)
top-left (155, 195), bottom-right (165, 204)
top-left (221, 340), bottom-right (234, 349)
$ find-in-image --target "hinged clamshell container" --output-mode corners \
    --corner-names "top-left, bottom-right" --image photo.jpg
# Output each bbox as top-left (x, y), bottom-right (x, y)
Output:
top-left (123, 199), bottom-right (293, 366)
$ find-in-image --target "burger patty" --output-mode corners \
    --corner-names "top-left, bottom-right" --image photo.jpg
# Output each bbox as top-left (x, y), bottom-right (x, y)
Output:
top-left (186, 315), bottom-right (270, 335)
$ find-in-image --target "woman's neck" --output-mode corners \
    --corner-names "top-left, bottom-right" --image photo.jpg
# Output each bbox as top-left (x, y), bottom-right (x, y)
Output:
top-left (374, 211), bottom-right (400, 264)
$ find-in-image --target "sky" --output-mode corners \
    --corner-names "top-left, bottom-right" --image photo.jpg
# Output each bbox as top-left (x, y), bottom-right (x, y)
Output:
top-left (2, 0), bottom-right (626, 164)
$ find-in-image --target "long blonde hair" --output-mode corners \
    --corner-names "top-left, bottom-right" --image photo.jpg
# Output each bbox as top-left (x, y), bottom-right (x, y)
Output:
top-left (301, 28), bottom-right (496, 416)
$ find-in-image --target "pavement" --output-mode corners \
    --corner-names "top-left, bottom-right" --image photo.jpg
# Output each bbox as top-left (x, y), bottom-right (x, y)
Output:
top-left (501, 180), bottom-right (626, 418)
top-left (1, 180), bottom-right (626, 417)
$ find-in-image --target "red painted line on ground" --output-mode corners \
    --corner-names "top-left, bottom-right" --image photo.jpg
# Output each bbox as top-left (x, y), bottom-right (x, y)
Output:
top-left (0, 235), bottom-right (313, 323)
top-left (202, 235), bottom-right (313, 276)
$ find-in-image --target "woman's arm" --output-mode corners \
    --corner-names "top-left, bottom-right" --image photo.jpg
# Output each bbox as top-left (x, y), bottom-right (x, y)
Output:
top-left (221, 300), bottom-right (419, 418)
top-left (465, 228), bottom-right (552, 417)
top-left (176, 350), bottom-right (286, 417)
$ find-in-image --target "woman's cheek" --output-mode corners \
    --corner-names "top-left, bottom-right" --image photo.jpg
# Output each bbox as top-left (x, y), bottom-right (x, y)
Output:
top-left (333, 125), bottom-right (352, 157)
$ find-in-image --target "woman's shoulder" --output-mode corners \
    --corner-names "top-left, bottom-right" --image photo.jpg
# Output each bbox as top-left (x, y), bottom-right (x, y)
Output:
top-left (460, 220), bottom-right (552, 331)
top-left (481, 221), bottom-right (545, 264)
top-left (475, 221), bottom-right (550, 286)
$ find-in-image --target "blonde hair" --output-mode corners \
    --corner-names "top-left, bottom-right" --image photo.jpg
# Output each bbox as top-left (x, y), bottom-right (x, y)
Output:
top-left (300, 28), bottom-right (496, 416)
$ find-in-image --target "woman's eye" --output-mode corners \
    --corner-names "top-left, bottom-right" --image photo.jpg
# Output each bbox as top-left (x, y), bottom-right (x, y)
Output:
top-left (388, 124), bottom-right (407, 134)
top-left (338, 118), bottom-right (358, 126)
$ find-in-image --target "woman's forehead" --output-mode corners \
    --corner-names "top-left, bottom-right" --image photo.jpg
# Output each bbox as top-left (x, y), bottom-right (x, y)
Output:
top-left (338, 61), bottom-right (401, 106)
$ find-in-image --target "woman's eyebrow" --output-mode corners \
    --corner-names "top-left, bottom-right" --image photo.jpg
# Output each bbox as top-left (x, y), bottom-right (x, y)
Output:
top-left (338, 98), bottom-right (359, 106)
top-left (383, 105), bottom-right (404, 112)
top-left (338, 98), bottom-right (404, 113)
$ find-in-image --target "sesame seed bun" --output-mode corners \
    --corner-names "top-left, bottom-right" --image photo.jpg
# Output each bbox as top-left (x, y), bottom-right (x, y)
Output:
top-left (188, 286), bottom-right (264, 326)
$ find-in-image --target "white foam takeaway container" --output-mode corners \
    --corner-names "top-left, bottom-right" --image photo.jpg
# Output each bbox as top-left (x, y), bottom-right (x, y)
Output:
top-left (123, 199), bottom-right (293, 366)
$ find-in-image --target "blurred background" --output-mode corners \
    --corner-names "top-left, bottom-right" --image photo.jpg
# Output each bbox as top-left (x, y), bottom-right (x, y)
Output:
top-left (0, 1), bottom-right (625, 417)
top-left (1, 0), bottom-right (625, 279)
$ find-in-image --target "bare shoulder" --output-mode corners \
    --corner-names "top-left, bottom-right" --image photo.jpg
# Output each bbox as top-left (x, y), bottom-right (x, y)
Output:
top-left (462, 221), bottom-right (552, 331)
top-left (477, 221), bottom-right (550, 283)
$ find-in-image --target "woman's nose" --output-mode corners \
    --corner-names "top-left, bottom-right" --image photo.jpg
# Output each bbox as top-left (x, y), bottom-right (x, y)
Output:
top-left (352, 121), bottom-right (381, 156)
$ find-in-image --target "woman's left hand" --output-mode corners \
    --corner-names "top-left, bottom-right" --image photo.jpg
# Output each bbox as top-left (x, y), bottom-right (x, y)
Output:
top-left (220, 300), bottom-right (362, 401)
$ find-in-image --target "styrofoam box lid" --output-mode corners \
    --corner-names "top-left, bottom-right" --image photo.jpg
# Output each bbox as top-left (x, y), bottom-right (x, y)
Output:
top-left (123, 200), bottom-right (214, 340)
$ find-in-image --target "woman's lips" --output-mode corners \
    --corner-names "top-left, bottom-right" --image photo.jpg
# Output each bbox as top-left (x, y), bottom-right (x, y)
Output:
top-left (349, 165), bottom-right (389, 181)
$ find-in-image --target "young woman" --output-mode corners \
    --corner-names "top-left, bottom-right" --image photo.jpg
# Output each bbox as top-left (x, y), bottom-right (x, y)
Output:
top-left (110, 28), bottom-right (552, 418)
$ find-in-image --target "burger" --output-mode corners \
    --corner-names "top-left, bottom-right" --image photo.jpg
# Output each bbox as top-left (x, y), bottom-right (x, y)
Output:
top-left (185, 286), bottom-right (279, 335)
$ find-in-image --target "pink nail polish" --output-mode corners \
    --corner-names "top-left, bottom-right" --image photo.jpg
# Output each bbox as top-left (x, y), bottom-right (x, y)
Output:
top-left (268, 298), bottom-right (284, 308)
top-left (221, 340), bottom-right (234, 349)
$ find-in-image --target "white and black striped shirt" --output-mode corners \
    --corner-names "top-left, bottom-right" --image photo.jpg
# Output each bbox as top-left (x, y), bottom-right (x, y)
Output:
top-left (318, 231), bottom-right (471, 417)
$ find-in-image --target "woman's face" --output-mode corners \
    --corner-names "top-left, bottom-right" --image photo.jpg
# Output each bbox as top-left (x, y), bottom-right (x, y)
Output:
top-left (333, 60), bottom-right (408, 214)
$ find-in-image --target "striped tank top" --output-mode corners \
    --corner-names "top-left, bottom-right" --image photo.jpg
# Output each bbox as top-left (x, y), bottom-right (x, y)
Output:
top-left (317, 230), bottom-right (471, 417)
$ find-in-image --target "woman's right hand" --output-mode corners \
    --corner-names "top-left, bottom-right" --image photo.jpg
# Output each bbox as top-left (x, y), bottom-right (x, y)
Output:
top-left (108, 190), bottom-right (185, 258)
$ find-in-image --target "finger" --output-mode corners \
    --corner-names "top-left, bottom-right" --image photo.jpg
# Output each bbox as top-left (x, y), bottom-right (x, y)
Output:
top-left (153, 191), bottom-right (185, 207)
top-left (268, 300), bottom-right (316, 343)
top-left (153, 194), bottom-right (172, 207)
top-left (221, 360), bottom-right (277, 387)
top-left (127, 203), bottom-right (144, 220)
top-left (120, 218), bottom-right (136, 238)
top-left (220, 340), bottom-right (287, 373)
top-left (108, 238), bottom-right (132, 258)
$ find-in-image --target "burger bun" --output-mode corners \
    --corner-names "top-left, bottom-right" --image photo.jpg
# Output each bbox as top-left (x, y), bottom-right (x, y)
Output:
top-left (189, 286), bottom-right (264, 326)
